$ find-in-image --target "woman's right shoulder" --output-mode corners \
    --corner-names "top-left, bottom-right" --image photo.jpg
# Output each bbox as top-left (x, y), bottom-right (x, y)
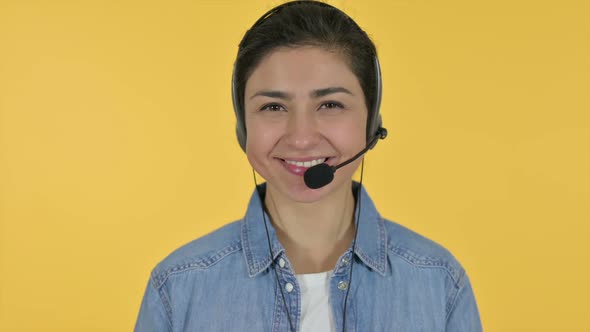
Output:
top-left (148, 220), bottom-right (244, 288)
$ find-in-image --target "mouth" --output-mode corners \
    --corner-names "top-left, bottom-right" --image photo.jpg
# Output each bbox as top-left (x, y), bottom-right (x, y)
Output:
top-left (283, 157), bottom-right (328, 168)
top-left (277, 157), bottom-right (333, 176)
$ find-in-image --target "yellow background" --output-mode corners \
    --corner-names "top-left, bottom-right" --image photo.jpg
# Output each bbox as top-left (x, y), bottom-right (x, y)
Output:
top-left (1, 0), bottom-right (588, 331)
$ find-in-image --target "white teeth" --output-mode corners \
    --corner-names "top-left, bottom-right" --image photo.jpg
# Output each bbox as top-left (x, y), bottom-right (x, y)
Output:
top-left (285, 158), bottom-right (327, 167)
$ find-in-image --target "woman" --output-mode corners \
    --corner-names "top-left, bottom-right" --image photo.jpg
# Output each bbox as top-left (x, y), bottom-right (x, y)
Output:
top-left (135, 1), bottom-right (482, 331)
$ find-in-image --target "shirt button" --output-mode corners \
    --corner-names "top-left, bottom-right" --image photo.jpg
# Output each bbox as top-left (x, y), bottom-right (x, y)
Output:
top-left (279, 258), bottom-right (286, 268)
top-left (341, 256), bottom-right (350, 265)
top-left (285, 282), bottom-right (294, 293)
top-left (338, 281), bottom-right (348, 290)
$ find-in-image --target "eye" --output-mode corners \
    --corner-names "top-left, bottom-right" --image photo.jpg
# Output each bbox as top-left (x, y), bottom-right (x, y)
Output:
top-left (260, 103), bottom-right (286, 112)
top-left (319, 101), bottom-right (344, 110)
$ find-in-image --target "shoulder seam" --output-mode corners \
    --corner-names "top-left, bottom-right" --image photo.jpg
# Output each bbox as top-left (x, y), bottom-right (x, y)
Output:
top-left (148, 275), bottom-right (174, 330)
top-left (445, 268), bottom-right (467, 320)
top-left (151, 241), bottom-right (242, 288)
top-left (388, 245), bottom-right (463, 286)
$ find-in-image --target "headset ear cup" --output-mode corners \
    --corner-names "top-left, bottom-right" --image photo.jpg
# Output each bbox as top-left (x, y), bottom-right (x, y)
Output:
top-left (372, 115), bottom-right (383, 138)
top-left (367, 115), bottom-right (384, 150)
top-left (232, 63), bottom-right (247, 152)
top-left (236, 124), bottom-right (247, 152)
top-left (367, 56), bottom-right (383, 145)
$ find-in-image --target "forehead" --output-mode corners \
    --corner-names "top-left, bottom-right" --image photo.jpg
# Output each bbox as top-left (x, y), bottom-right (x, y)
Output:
top-left (245, 46), bottom-right (363, 97)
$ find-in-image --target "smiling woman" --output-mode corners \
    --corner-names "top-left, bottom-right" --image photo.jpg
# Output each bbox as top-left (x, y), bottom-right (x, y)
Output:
top-left (134, 1), bottom-right (482, 331)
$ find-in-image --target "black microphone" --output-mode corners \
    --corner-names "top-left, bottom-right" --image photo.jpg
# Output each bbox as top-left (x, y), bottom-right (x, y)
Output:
top-left (303, 128), bottom-right (388, 189)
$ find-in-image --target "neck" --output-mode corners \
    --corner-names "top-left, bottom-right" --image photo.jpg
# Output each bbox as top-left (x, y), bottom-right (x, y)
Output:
top-left (264, 181), bottom-right (357, 274)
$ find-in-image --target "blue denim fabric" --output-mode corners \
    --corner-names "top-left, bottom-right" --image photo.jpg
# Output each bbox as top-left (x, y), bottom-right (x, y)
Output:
top-left (135, 183), bottom-right (482, 331)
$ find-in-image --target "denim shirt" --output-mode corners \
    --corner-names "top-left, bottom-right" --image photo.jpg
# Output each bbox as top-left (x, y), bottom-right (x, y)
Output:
top-left (135, 183), bottom-right (482, 332)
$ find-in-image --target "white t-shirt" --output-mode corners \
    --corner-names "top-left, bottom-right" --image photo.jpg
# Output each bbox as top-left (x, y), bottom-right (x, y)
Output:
top-left (296, 271), bottom-right (335, 332)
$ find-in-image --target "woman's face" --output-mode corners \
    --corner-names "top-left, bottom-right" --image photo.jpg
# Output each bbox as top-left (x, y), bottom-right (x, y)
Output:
top-left (244, 46), bottom-right (367, 203)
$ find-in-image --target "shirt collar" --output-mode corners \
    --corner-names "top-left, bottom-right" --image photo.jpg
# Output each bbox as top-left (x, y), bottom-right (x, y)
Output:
top-left (241, 182), bottom-right (388, 277)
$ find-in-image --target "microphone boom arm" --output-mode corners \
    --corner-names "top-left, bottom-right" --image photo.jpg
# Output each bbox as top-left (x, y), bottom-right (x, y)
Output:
top-left (334, 128), bottom-right (386, 171)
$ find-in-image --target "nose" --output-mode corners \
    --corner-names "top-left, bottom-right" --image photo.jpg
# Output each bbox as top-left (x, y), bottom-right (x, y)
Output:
top-left (284, 110), bottom-right (321, 150)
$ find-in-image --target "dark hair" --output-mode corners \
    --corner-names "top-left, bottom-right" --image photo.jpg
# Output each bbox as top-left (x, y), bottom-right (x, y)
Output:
top-left (233, 0), bottom-right (381, 151)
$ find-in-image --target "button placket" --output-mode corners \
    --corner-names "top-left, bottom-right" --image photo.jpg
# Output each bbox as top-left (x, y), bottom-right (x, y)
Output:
top-left (341, 256), bottom-right (350, 265)
top-left (335, 252), bottom-right (352, 274)
top-left (285, 282), bottom-right (294, 293)
top-left (337, 280), bottom-right (348, 290)
top-left (276, 256), bottom-right (297, 298)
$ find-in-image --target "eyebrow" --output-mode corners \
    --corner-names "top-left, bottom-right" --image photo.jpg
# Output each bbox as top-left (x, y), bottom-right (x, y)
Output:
top-left (312, 87), bottom-right (354, 98)
top-left (249, 86), bottom-right (354, 100)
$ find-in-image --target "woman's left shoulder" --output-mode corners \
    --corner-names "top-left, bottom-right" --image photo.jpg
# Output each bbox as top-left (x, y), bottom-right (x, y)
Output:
top-left (382, 218), bottom-right (466, 283)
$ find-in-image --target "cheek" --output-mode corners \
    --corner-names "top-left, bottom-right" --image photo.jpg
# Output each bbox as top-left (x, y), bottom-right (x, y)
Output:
top-left (245, 117), bottom-right (281, 158)
top-left (325, 115), bottom-right (367, 149)
top-left (337, 129), bottom-right (365, 152)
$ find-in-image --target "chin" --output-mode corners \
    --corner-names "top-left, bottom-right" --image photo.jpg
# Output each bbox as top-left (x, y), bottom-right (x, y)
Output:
top-left (267, 175), bottom-right (352, 204)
